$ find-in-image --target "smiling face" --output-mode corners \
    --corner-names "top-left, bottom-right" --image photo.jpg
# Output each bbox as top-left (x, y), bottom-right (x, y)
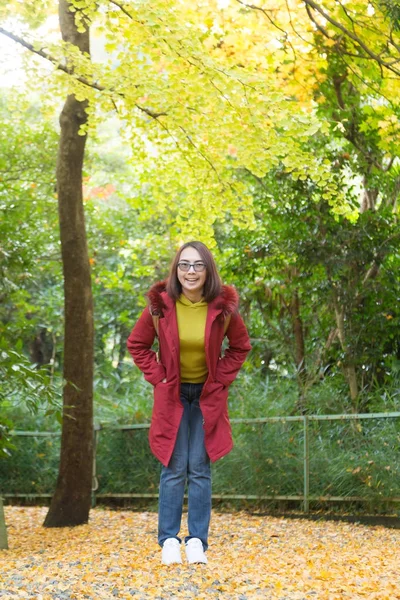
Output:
top-left (177, 246), bottom-right (207, 302)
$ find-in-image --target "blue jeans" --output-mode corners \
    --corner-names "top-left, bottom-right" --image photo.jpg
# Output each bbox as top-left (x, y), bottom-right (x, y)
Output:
top-left (158, 382), bottom-right (211, 550)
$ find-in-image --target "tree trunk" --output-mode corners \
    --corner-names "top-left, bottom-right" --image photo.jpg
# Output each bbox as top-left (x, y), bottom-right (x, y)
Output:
top-left (291, 290), bottom-right (307, 379)
top-left (290, 290), bottom-right (308, 413)
top-left (44, 0), bottom-right (93, 527)
top-left (0, 497), bottom-right (8, 549)
top-left (360, 176), bottom-right (379, 212)
top-left (117, 324), bottom-right (130, 372)
top-left (333, 298), bottom-right (359, 409)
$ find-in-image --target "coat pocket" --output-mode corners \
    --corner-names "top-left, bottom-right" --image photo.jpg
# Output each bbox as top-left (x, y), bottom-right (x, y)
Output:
top-left (151, 381), bottom-right (180, 441)
top-left (200, 381), bottom-right (229, 431)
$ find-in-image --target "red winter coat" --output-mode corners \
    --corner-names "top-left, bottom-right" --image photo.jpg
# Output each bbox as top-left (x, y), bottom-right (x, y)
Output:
top-left (127, 281), bottom-right (251, 467)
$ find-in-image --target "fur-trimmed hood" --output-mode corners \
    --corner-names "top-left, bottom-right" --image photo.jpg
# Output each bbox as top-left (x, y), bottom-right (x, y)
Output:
top-left (146, 280), bottom-right (239, 317)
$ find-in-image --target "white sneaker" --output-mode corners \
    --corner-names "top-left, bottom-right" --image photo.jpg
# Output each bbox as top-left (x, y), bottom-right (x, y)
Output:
top-left (161, 538), bottom-right (182, 565)
top-left (185, 538), bottom-right (208, 564)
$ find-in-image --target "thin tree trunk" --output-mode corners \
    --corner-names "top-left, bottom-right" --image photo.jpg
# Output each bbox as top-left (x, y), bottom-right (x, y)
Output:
top-left (333, 298), bottom-right (359, 409)
top-left (0, 497), bottom-right (8, 549)
top-left (44, 0), bottom-right (93, 527)
top-left (360, 174), bottom-right (379, 213)
top-left (345, 364), bottom-right (359, 406)
top-left (290, 290), bottom-right (307, 413)
top-left (117, 324), bottom-right (130, 372)
top-left (291, 290), bottom-right (307, 379)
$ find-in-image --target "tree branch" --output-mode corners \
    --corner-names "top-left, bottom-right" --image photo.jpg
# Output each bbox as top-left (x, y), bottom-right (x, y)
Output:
top-left (0, 26), bottom-right (106, 90)
top-left (303, 0), bottom-right (400, 77)
top-left (0, 26), bottom-right (166, 119)
top-left (108, 0), bottom-right (133, 20)
top-left (355, 232), bottom-right (400, 297)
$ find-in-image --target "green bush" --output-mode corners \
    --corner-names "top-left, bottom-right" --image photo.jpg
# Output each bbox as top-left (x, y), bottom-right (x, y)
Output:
top-left (0, 434), bottom-right (60, 494)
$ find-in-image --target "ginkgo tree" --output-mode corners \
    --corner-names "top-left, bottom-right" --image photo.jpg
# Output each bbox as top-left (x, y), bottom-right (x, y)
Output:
top-left (0, 0), bottom-right (343, 232)
top-left (0, 0), bottom-right (341, 527)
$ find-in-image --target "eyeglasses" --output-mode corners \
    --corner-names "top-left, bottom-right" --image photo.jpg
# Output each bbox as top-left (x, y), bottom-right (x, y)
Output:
top-left (177, 261), bottom-right (206, 272)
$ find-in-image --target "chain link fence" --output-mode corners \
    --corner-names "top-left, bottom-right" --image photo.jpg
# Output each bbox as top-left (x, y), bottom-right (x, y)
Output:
top-left (1, 413), bottom-right (400, 512)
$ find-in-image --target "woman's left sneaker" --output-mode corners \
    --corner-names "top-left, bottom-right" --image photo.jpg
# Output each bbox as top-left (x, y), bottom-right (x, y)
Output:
top-left (185, 538), bottom-right (207, 564)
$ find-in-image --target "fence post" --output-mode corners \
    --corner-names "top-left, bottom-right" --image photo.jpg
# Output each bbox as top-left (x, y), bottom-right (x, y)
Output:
top-left (0, 497), bottom-right (8, 550)
top-left (303, 416), bottom-right (310, 513)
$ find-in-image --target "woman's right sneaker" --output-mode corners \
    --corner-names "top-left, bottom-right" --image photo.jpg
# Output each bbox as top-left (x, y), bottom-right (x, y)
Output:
top-left (161, 538), bottom-right (182, 565)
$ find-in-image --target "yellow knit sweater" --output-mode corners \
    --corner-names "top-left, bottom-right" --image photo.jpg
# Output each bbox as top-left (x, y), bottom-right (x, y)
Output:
top-left (176, 294), bottom-right (208, 383)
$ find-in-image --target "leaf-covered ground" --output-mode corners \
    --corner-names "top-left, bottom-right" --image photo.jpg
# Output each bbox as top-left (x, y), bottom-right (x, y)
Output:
top-left (0, 507), bottom-right (399, 599)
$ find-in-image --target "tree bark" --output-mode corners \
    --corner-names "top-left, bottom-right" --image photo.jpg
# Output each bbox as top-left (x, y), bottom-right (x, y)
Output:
top-left (290, 290), bottom-right (308, 413)
top-left (290, 290), bottom-right (306, 379)
top-left (0, 497), bottom-right (8, 549)
top-left (333, 297), bottom-right (359, 409)
top-left (44, 0), bottom-right (93, 527)
top-left (360, 176), bottom-right (379, 212)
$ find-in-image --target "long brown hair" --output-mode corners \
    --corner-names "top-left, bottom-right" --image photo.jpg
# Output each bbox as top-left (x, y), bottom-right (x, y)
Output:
top-left (166, 241), bottom-right (222, 302)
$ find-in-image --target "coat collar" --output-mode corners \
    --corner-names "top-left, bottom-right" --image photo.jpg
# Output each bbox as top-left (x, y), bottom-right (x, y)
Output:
top-left (146, 280), bottom-right (239, 317)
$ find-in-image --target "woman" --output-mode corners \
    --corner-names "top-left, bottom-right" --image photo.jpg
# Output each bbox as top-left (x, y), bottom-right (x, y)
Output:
top-left (127, 241), bottom-right (251, 565)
